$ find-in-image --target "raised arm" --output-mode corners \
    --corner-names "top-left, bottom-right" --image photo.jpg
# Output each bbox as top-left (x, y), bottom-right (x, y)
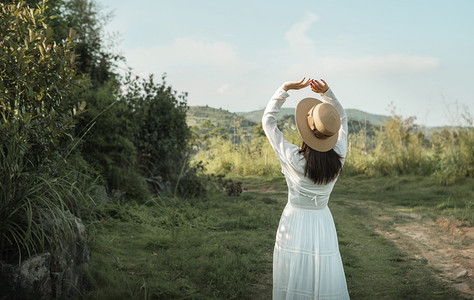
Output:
top-left (262, 78), bottom-right (311, 169)
top-left (310, 79), bottom-right (348, 160)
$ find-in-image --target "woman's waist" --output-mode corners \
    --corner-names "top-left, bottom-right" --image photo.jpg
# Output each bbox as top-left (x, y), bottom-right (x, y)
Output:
top-left (284, 184), bottom-right (332, 210)
top-left (287, 196), bottom-right (329, 210)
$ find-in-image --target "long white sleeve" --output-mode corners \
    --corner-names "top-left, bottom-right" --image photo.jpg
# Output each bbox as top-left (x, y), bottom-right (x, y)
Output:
top-left (261, 87), bottom-right (301, 171)
top-left (320, 88), bottom-right (348, 161)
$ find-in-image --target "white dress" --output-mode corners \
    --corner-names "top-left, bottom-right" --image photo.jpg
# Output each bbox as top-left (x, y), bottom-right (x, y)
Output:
top-left (262, 86), bottom-right (350, 300)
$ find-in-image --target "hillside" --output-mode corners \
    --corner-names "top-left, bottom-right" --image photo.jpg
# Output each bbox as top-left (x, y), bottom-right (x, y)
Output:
top-left (346, 108), bottom-right (391, 126)
top-left (187, 106), bottom-right (257, 137)
top-left (237, 108), bottom-right (390, 126)
top-left (236, 108), bottom-right (297, 124)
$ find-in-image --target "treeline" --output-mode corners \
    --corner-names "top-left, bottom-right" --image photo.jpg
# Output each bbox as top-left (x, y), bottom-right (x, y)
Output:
top-left (192, 108), bottom-right (474, 185)
top-left (0, 0), bottom-right (200, 264)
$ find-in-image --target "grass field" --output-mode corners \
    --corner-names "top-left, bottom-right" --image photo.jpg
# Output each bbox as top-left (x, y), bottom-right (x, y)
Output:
top-left (84, 175), bottom-right (473, 299)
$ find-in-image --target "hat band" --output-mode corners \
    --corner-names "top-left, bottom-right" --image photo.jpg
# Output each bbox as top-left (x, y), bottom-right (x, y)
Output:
top-left (312, 128), bottom-right (330, 139)
top-left (307, 106), bottom-right (331, 140)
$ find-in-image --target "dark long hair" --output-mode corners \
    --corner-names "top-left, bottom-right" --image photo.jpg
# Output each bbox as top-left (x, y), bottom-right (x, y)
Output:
top-left (298, 142), bottom-right (343, 184)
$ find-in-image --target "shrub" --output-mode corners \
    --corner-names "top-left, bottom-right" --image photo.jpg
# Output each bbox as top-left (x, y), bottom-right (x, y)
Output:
top-left (72, 79), bottom-right (151, 201)
top-left (0, 1), bottom-right (82, 167)
top-left (122, 74), bottom-right (190, 183)
top-left (0, 1), bottom-right (85, 263)
top-left (192, 128), bottom-right (284, 177)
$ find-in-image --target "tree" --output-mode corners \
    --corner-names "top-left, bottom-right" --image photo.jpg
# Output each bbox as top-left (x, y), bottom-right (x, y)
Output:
top-left (0, 0), bottom-right (82, 168)
top-left (123, 74), bottom-right (190, 187)
top-left (0, 1), bottom-right (84, 262)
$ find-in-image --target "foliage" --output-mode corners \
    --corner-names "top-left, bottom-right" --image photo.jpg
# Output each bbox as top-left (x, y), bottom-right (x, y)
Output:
top-left (0, 0), bottom-right (204, 269)
top-left (0, 1), bottom-right (89, 263)
top-left (431, 125), bottom-right (474, 184)
top-left (221, 178), bottom-right (243, 196)
top-left (61, 0), bottom-right (120, 85)
top-left (18, 0), bottom-right (121, 85)
top-left (0, 130), bottom-right (88, 263)
top-left (345, 109), bottom-right (474, 184)
top-left (187, 105), bottom-right (256, 141)
top-left (123, 74), bottom-right (190, 183)
top-left (73, 72), bottom-right (198, 200)
top-left (194, 106), bottom-right (474, 186)
top-left (173, 161), bottom-right (209, 198)
top-left (72, 79), bottom-right (150, 201)
top-left (192, 133), bottom-right (282, 177)
top-left (0, 1), bottom-right (83, 167)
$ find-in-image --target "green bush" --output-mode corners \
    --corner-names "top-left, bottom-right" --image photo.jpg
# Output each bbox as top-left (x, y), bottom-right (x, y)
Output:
top-left (72, 79), bottom-right (151, 201)
top-left (0, 1), bottom-right (87, 263)
top-left (74, 73), bottom-right (198, 200)
top-left (192, 129), bottom-right (284, 177)
top-left (432, 127), bottom-right (474, 184)
top-left (0, 1), bottom-right (83, 166)
top-left (123, 74), bottom-right (190, 183)
top-left (345, 111), bottom-right (473, 183)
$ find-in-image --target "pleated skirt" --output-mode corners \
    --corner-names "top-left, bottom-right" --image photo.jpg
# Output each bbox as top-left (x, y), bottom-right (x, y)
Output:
top-left (273, 203), bottom-right (350, 300)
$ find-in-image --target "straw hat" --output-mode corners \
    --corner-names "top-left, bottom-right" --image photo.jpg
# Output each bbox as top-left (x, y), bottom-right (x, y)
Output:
top-left (295, 98), bottom-right (341, 152)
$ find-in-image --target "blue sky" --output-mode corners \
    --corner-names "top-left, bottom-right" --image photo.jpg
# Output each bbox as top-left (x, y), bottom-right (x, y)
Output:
top-left (97, 0), bottom-right (473, 126)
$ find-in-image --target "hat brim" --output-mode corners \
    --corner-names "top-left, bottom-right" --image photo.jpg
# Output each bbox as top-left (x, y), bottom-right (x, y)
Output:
top-left (295, 97), bottom-right (339, 152)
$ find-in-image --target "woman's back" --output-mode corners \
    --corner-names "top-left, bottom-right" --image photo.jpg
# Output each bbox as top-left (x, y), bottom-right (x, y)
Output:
top-left (263, 78), bottom-right (350, 299)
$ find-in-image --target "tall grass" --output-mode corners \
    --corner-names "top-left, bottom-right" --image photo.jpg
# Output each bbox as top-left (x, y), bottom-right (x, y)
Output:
top-left (192, 134), bottom-right (282, 177)
top-left (0, 130), bottom-right (88, 264)
top-left (192, 112), bottom-right (474, 185)
top-left (345, 114), bottom-right (435, 176)
top-left (345, 112), bottom-right (474, 184)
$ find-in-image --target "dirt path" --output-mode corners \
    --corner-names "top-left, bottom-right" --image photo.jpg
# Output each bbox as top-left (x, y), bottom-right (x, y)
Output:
top-left (350, 200), bottom-right (474, 298)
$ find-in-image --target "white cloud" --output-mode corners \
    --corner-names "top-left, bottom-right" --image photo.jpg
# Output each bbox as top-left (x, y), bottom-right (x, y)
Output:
top-left (319, 55), bottom-right (439, 74)
top-left (284, 11), bottom-right (319, 59)
top-left (286, 55), bottom-right (439, 77)
top-left (121, 38), bottom-right (256, 108)
top-left (217, 83), bottom-right (231, 94)
top-left (283, 13), bottom-right (439, 77)
top-left (125, 38), bottom-right (250, 74)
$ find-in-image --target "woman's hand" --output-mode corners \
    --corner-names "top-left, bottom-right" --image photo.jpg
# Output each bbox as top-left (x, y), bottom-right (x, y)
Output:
top-left (310, 79), bottom-right (329, 93)
top-left (282, 78), bottom-right (312, 91)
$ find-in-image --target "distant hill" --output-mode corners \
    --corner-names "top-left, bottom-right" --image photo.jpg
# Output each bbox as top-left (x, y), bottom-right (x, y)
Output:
top-left (236, 108), bottom-right (297, 124)
top-left (237, 108), bottom-right (390, 126)
top-left (187, 106), bottom-right (257, 138)
top-left (345, 109), bottom-right (390, 126)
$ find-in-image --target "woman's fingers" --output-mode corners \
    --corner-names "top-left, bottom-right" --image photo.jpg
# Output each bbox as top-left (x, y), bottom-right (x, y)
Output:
top-left (310, 82), bottom-right (321, 90)
top-left (310, 78), bottom-right (328, 92)
top-left (284, 77), bottom-right (318, 91)
top-left (312, 79), bottom-right (323, 87)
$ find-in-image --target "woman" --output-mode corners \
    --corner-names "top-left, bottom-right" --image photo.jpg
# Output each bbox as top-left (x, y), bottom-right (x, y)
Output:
top-left (262, 78), bottom-right (349, 299)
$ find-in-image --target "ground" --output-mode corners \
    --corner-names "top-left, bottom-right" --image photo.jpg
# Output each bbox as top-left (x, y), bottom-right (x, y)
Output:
top-left (369, 207), bottom-right (473, 297)
top-left (246, 176), bottom-right (473, 299)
